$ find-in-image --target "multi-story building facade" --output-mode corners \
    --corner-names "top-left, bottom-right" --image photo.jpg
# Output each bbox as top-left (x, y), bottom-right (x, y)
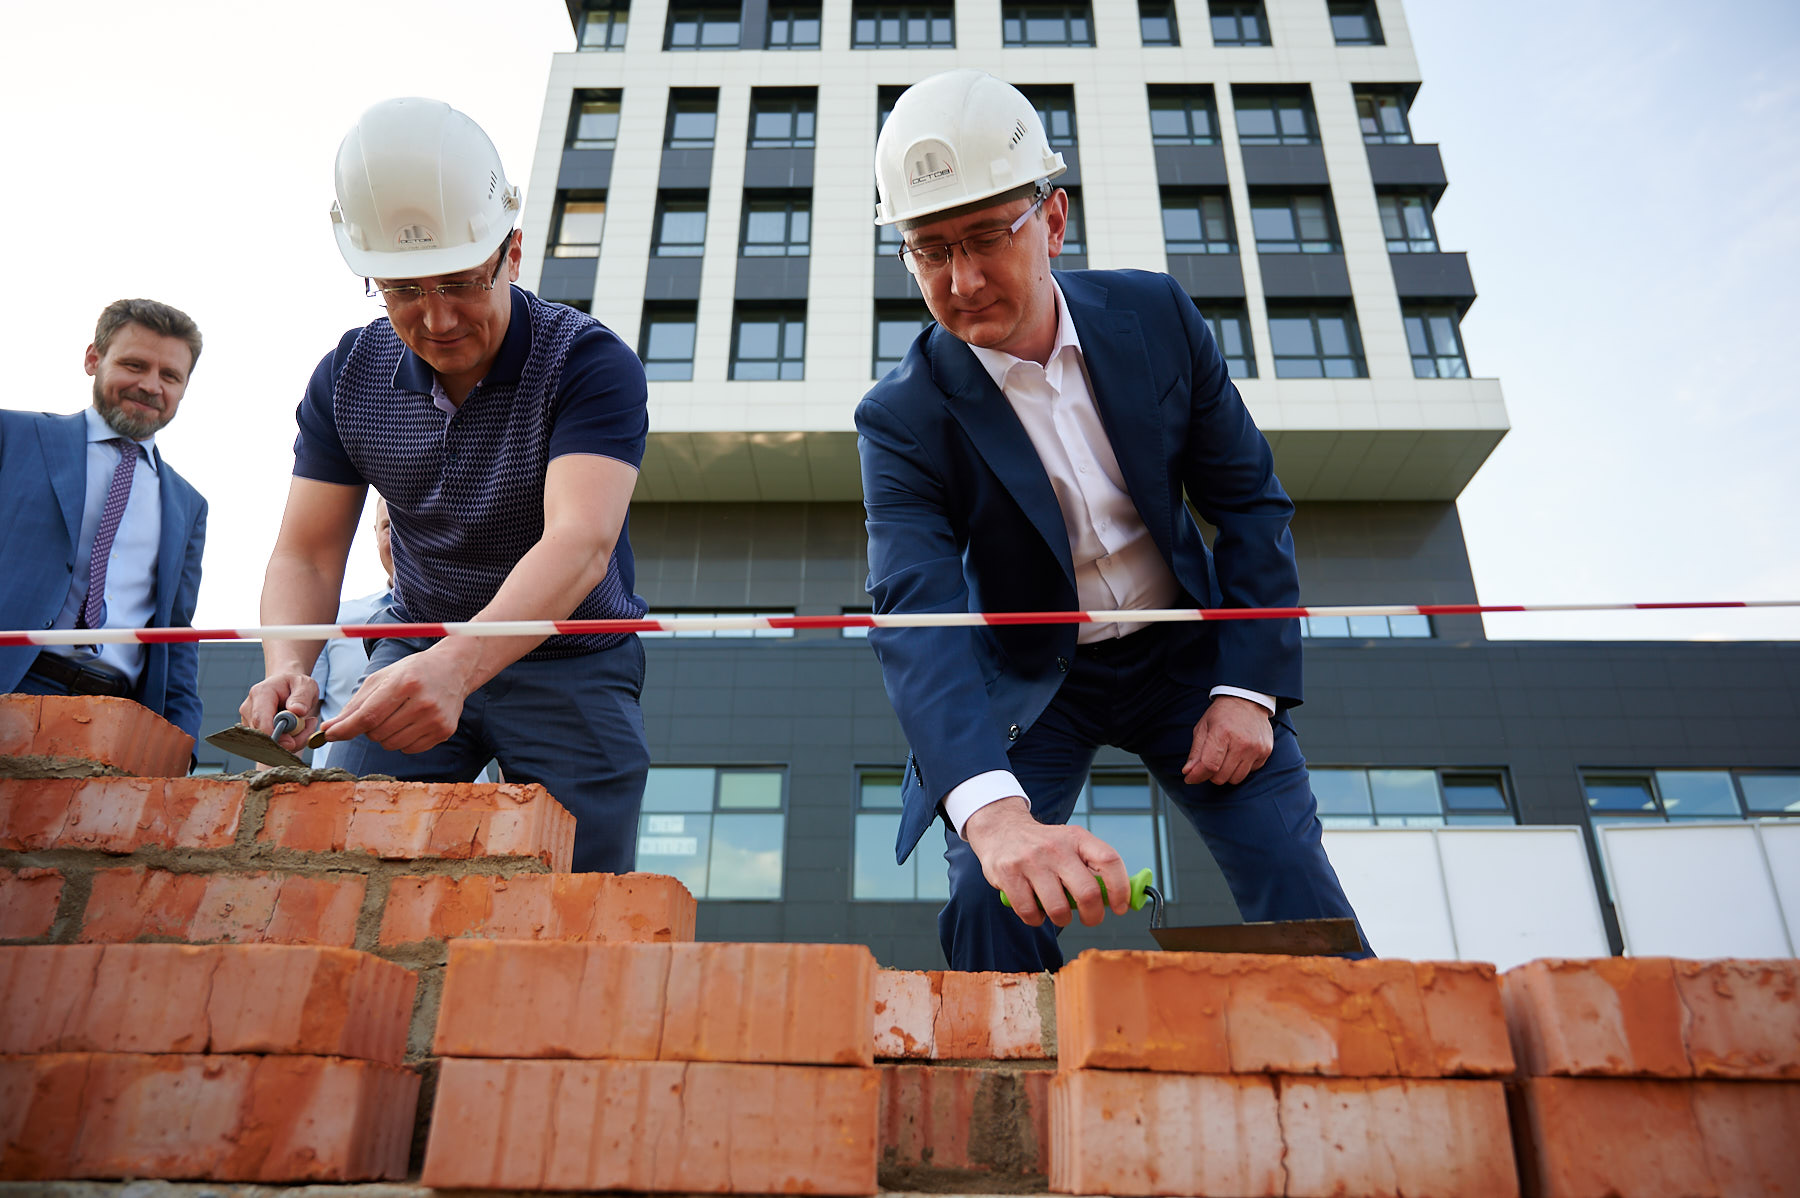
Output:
top-left (195, 0), bottom-right (1800, 967)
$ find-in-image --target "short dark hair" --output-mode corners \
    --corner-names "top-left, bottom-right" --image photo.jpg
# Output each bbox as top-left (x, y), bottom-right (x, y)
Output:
top-left (93, 298), bottom-right (203, 372)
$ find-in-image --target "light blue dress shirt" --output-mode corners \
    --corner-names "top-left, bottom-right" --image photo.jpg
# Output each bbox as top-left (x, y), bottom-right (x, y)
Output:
top-left (45, 407), bottom-right (162, 685)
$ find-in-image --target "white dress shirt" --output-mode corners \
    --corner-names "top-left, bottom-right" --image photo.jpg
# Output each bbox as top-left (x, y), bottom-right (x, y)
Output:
top-left (45, 407), bottom-right (163, 685)
top-left (942, 279), bottom-right (1275, 837)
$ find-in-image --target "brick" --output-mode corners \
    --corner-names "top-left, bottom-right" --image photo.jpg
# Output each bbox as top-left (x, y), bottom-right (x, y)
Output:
top-left (1057, 950), bottom-right (1511, 1077)
top-left (0, 777), bottom-right (243, 853)
top-left (1502, 958), bottom-right (1690, 1078)
top-left (79, 867), bottom-right (364, 947)
top-left (0, 868), bottom-right (62, 940)
top-left (1674, 959), bottom-right (1800, 1079)
top-left (1509, 1076), bottom-right (1796, 1198)
top-left (378, 871), bottom-right (694, 947)
top-left (873, 970), bottom-right (1054, 1060)
top-left (0, 1052), bottom-right (417, 1182)
top-left (1049, 1070), bottom-right (1284, 1197)
top-left (879, 1064), bottom-right (1050, 1181)
top-left (0, 694), bottom-right (192, 777)
top-left (258, 780), bottom-right (575, 870)
top-left (1278, 1077), bottom-right (1518, 1197)
top-left (434, 940), bottom-right (874, 1064)
top-left (421, 1057), bottom-right (879, 1193)
top-left (0, 944), bottom-right (414, 1064)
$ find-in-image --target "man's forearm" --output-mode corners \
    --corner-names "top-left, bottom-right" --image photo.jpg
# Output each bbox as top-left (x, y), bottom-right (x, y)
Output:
top-left (260, 552), bottom-right (348, 678)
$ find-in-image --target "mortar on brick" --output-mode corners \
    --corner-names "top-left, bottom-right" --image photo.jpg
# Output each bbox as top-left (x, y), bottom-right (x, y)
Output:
top-left (0, 757), bottom-right (131, 780)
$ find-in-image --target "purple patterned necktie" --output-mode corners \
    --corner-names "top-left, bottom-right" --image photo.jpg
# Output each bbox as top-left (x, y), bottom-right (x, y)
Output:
top-left (77, 438), bottom-right (139, 630)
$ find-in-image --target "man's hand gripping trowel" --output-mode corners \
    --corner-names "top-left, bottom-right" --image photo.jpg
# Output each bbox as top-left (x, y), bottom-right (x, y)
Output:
top-left (202, 710), bottom-right (327, 769)
top-left (1004, 868), bottom-right (1364, 955)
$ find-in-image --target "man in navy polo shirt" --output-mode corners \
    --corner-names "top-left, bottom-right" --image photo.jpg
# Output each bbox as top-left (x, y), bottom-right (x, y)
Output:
top-left (239, 98), bottom-right (650, 873)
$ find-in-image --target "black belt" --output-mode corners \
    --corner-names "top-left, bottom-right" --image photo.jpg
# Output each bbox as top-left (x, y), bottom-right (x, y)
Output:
top-left (1075, 621), bottom-right (1171, 661)
top-left (26, 652), bottom-right (131, 698)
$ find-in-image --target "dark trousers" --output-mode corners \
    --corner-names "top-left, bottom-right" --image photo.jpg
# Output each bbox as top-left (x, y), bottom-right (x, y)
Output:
top-left (330, 634), bottom-right (651, 873)
top-left (937, 624), bottom-right (1370, 972)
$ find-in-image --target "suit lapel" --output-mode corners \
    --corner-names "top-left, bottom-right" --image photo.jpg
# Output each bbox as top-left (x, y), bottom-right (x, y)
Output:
top-left (154, 463), bottom-right (185, 625)
top-left (929, 327), bottom-right (1076, 588)
top-left (1061, 278), bottom-right (1177, 564)
top-left (39, 414), bottom-right (86, 548)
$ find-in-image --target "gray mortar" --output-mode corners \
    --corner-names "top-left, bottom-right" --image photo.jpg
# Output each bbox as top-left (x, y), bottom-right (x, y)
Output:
top-left (1032, 973), bottom-right (1057, 1057)
top-left (237, 767), bottom-right (394, 790)
top-left (0, 755), bottom-right (132, 779)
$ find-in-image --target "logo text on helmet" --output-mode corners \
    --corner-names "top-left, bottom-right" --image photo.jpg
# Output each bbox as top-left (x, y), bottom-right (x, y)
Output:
top-left (396, 225), bottom-right (438, 248)
top-left (906, 143), bottom-right (958, 195)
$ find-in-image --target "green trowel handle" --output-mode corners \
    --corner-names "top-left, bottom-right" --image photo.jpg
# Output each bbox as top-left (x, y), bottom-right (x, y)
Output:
top-left (1000, 866), bottom-right (1154, 912)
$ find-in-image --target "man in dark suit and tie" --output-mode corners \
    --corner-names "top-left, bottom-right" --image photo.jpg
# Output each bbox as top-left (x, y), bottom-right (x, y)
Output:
top-left (0, 299), bottom-right (208, 743)
top-left (857, 70), bottom-right (1367, 972)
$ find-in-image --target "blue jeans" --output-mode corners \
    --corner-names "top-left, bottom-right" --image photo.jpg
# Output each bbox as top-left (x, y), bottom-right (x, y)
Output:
top-left (937, 624), bottom-right (1370, 971)
top-left (330, 633), bottom-right (650, 873)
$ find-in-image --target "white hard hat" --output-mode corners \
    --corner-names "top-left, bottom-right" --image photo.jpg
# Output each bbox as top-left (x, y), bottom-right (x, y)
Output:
top-left (330, 97), bottom-right (522, 279)
top-left (874, 70), bottom-right (1066, 227)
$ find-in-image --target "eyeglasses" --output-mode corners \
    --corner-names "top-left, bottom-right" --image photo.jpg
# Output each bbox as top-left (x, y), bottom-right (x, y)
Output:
top-left (366, 237), bottom-right (511, 308)
top-left (899, 196), bottom-right (1045, 276)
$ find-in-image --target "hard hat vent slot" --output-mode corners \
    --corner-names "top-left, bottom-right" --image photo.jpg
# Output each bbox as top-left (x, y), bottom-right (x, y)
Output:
top-left (487, 170), bottom-right (498, 199)
top-left (1008, 119), bottom-right (1027, 149)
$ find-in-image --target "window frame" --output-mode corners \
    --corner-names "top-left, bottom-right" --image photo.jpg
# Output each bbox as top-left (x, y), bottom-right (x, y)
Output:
top-left (1299, 613), bottom-right (1432, 638)
top-left (1139, 0), bottom-right (1179, 45)
top-left (765, 2), bottom-right (822, 49)
top-left (1199, 302), bottom-right (1257, 379)
top-left (1378, 192), bottom-right (1439, 254)
top-left (637, 765), bottom-right (789, 900)
top-left (1311, 766), bottom-right (1517, 828)
top-left (639, 303), bottom-right (698, 381)
top-left (1002, 3), bottom-right (1095, 47)
top-left (1328, 0), bottom-right (1384, 45)
top-left (1056, 186), bottom-right (1088, 259)
top-left (1148, 86), bottom-right (1220, 146)
top-left (1582, 768), bottom-right (1800, 824)
top-left (1208, 0), bottom-right (1270, 46)
top-left (1250, 192), bottom-right (1341, 254)
top-left (748, 91), bottom-right (818, 149)
top-left (1234, 89), bottom-right (1321, 146)
top-left (851, 3), bottom-right (956, 48)
top-left (873, 302), bottom-right (932, 377)
top-left (740, 193), bottom-right (812, 258)
top-left (664, 0), bottom-right (742, 50)
top-left (651, 193), bottom-right (709, 257)
top-left (1403, 305), bottom-right (1470, 379)
top-left (731, 304), bottom-right (808, 381)
top-left (664, 90), bottom-right (719, 149)
top-left (577, 0), bottom-right (630, 50)
top-left (567, 89), bottom-right (623, 149)
top-left (1017, 84), bottom-right (1079, 150)
top-left (1355, 88), bottom-right (1413, 144)
top-left (1267, 304), bottom-right (1367, 378)
top-left (1161, 188), bottom-right (1237, 255)
top-left (547, 191), bottom-right (607, 259)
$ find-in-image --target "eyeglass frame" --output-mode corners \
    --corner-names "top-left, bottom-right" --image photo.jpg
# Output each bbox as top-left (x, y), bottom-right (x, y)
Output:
top-left (897, 192), bottom-right (1048, 277)
top-left (364, 232), bottom-right (516, 307)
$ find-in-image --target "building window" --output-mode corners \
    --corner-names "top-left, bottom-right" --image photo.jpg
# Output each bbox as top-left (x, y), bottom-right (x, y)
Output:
top-left (1250, 193), bottom-right (1339, 253)
top-left (1003, 3), bottom-right (1094, 47)
top-left (640, 304), bottom-right (697, 381)
top-left (1069, 771), bottom-right (1179, 898)
top-left (578, 0), bottom-right (630, 49)
top-left (1235, 90), bottom-right (1320, 146)
top-left (853, 768), bottom-right (951, 900)
top-left (1583, 769), bottom-right (1800, 824)
top-left (1300, 613), bottom-right (1431, 638)
top-left (1404, 307), bottom-right (1469, 379)
top-left (1162, 190), bottom-right (1236, 254)
top-left (665, 0), bottom-right (740, 49)
top-left (1378, 193), bottom-right (1437, 253)
top-left (1209, 0), bottom-right (1270, 46)
top-left (874, 303), bottom-right (931, 376)
top-left (638, 610), bottom-right (796, 639)
top-left (1140, 0), bottom-right (1179, 45)
top-left (1057, 187), bottom-right (1087, 257)
top-left (749, 91), bottom-right (816, 149)
top-left (652, 194), bottom-right (708, 256)
top-left (1201, 303), bottom-right (1256, 378)
top-left (853, 4), bottom-right (955, 48)
top-left (742, 194), bottom-right (811, 257)
top-left (568, 90), bottom-right (622, 148)
top-left (875, 200), bottom-right (903, 258)
top-left (1267, 305), bottom-right (1366, 378)
top-left (638, 767), bottom-right (786, 899)
top-left (1313, 768), bottom-right (1515, 828)
top-left (1355, 88), bottom-right (1412, 144)
top-left (548, 193), bottom-right (606, 258)
top-left (1329, 0), bottom-right (1384, 45)
top-left (767, 2), bottom-right (822, 48)
top-left (665, 91), bottom-right (718, 149)
top-left (1148, 86), bottom-right (1219, 146)
top-left (1018, 85), bottom-right (1078, 149)
top-left (732, 305), bottom-right (806, 380)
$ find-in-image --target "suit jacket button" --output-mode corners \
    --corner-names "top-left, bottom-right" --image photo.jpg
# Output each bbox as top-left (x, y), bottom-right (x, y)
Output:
top-left (1056, 657), bottom-right (1069, 673)
top-left (1007, 724), bottom-right (1021, 741)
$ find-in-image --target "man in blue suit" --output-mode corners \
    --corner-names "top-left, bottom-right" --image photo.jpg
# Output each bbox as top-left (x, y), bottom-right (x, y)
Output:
top-left (1, 299), bottom-right (208, 744)
top-left (858, 71), bottom-right (1366, 972)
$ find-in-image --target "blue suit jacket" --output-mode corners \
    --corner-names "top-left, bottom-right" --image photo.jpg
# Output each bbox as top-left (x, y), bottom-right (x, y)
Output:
top-left (0, 410), bottom-right (208, 740)
top-left (855, 269), bottom-right (1303, 863)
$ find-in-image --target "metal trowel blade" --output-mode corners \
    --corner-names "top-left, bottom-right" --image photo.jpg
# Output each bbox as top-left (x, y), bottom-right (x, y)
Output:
top-left (1149, 917), bottom-right (1363, 956)
top-left (202, 724), bottom-right (308, 769)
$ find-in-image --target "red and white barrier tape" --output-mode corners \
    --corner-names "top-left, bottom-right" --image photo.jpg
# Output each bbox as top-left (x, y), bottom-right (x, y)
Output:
top-left (3, 600), bottom-right (1797, 647)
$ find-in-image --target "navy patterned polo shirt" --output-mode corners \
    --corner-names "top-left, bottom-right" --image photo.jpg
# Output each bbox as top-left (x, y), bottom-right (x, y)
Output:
top-left (292, 286), bottom-right (647, 657)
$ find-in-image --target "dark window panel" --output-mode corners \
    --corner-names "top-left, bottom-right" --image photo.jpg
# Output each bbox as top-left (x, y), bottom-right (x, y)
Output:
top-left (666, 91), bottom-right (719, 148)
top-left (1403, 305), bottom-right (1469, 379)
top-left (767, 2), bottom-right (822, 48)
top-left (1268, 304), bottom-right (1366, 377)
top-left (665, 1), bottom-right (741, 50)
top-left (1002, 3), bottom-right (1095, 47)
top-left (1148, 86), bottom-right (1219, 145)
top-left (1356, 89), bottom-right (1413, 144)
top-left (1209, 0), bottom-right (1269, 46)
top-left (852, 3), bottom-right (955, 48)
top-left (1329, 0), bottom-right (1384, 45)
top-left (1139, 0), bottom-right (1178, 45)
top-left (578, 0), bottom-right (630, 49)
top-left (569, 90), bottom-right (623, 148)
top-left (1235, 89), bottom-right (1320, 146)
top-left (1251, 192), bottom-right (1339, 253)
top-left (640, 304), bottom-right (698, 381)
top-left (654, 195), bottom-right (709, 256)
top-left (549, 192), bottom-right (607, 258)
top-left (732, 305), bottom-right (807, 380)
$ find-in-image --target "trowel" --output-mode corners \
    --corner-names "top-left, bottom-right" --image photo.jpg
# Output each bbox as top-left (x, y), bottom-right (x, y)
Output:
top-left (1004, 867), bottom-right (1364, 956)
top-left (202, 710), bottom-right (327, 770)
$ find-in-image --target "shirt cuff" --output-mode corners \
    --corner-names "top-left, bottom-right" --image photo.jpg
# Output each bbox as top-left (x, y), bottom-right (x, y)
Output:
top-left (943, 770), bottom-right (1029, 839)
top-left (1210, 685), bottom-right (1277, 715)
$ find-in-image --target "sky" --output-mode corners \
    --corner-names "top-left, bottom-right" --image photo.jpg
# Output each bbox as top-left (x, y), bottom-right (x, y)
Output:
top-left (5, 0), bottom-right (1796, 641)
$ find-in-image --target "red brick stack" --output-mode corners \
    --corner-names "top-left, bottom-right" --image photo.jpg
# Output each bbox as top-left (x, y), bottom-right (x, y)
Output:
top-left (0, 943), bottom-right (419, 1181)
top-left (873, 968), bottom-right (1058, 1187)
top-left (1050, 951), bottom-right (1521, 1196)
top-left (421, 940), bottom-right (881, 1192)
top-left (1502, 957), bottom-right (1800, 1197)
